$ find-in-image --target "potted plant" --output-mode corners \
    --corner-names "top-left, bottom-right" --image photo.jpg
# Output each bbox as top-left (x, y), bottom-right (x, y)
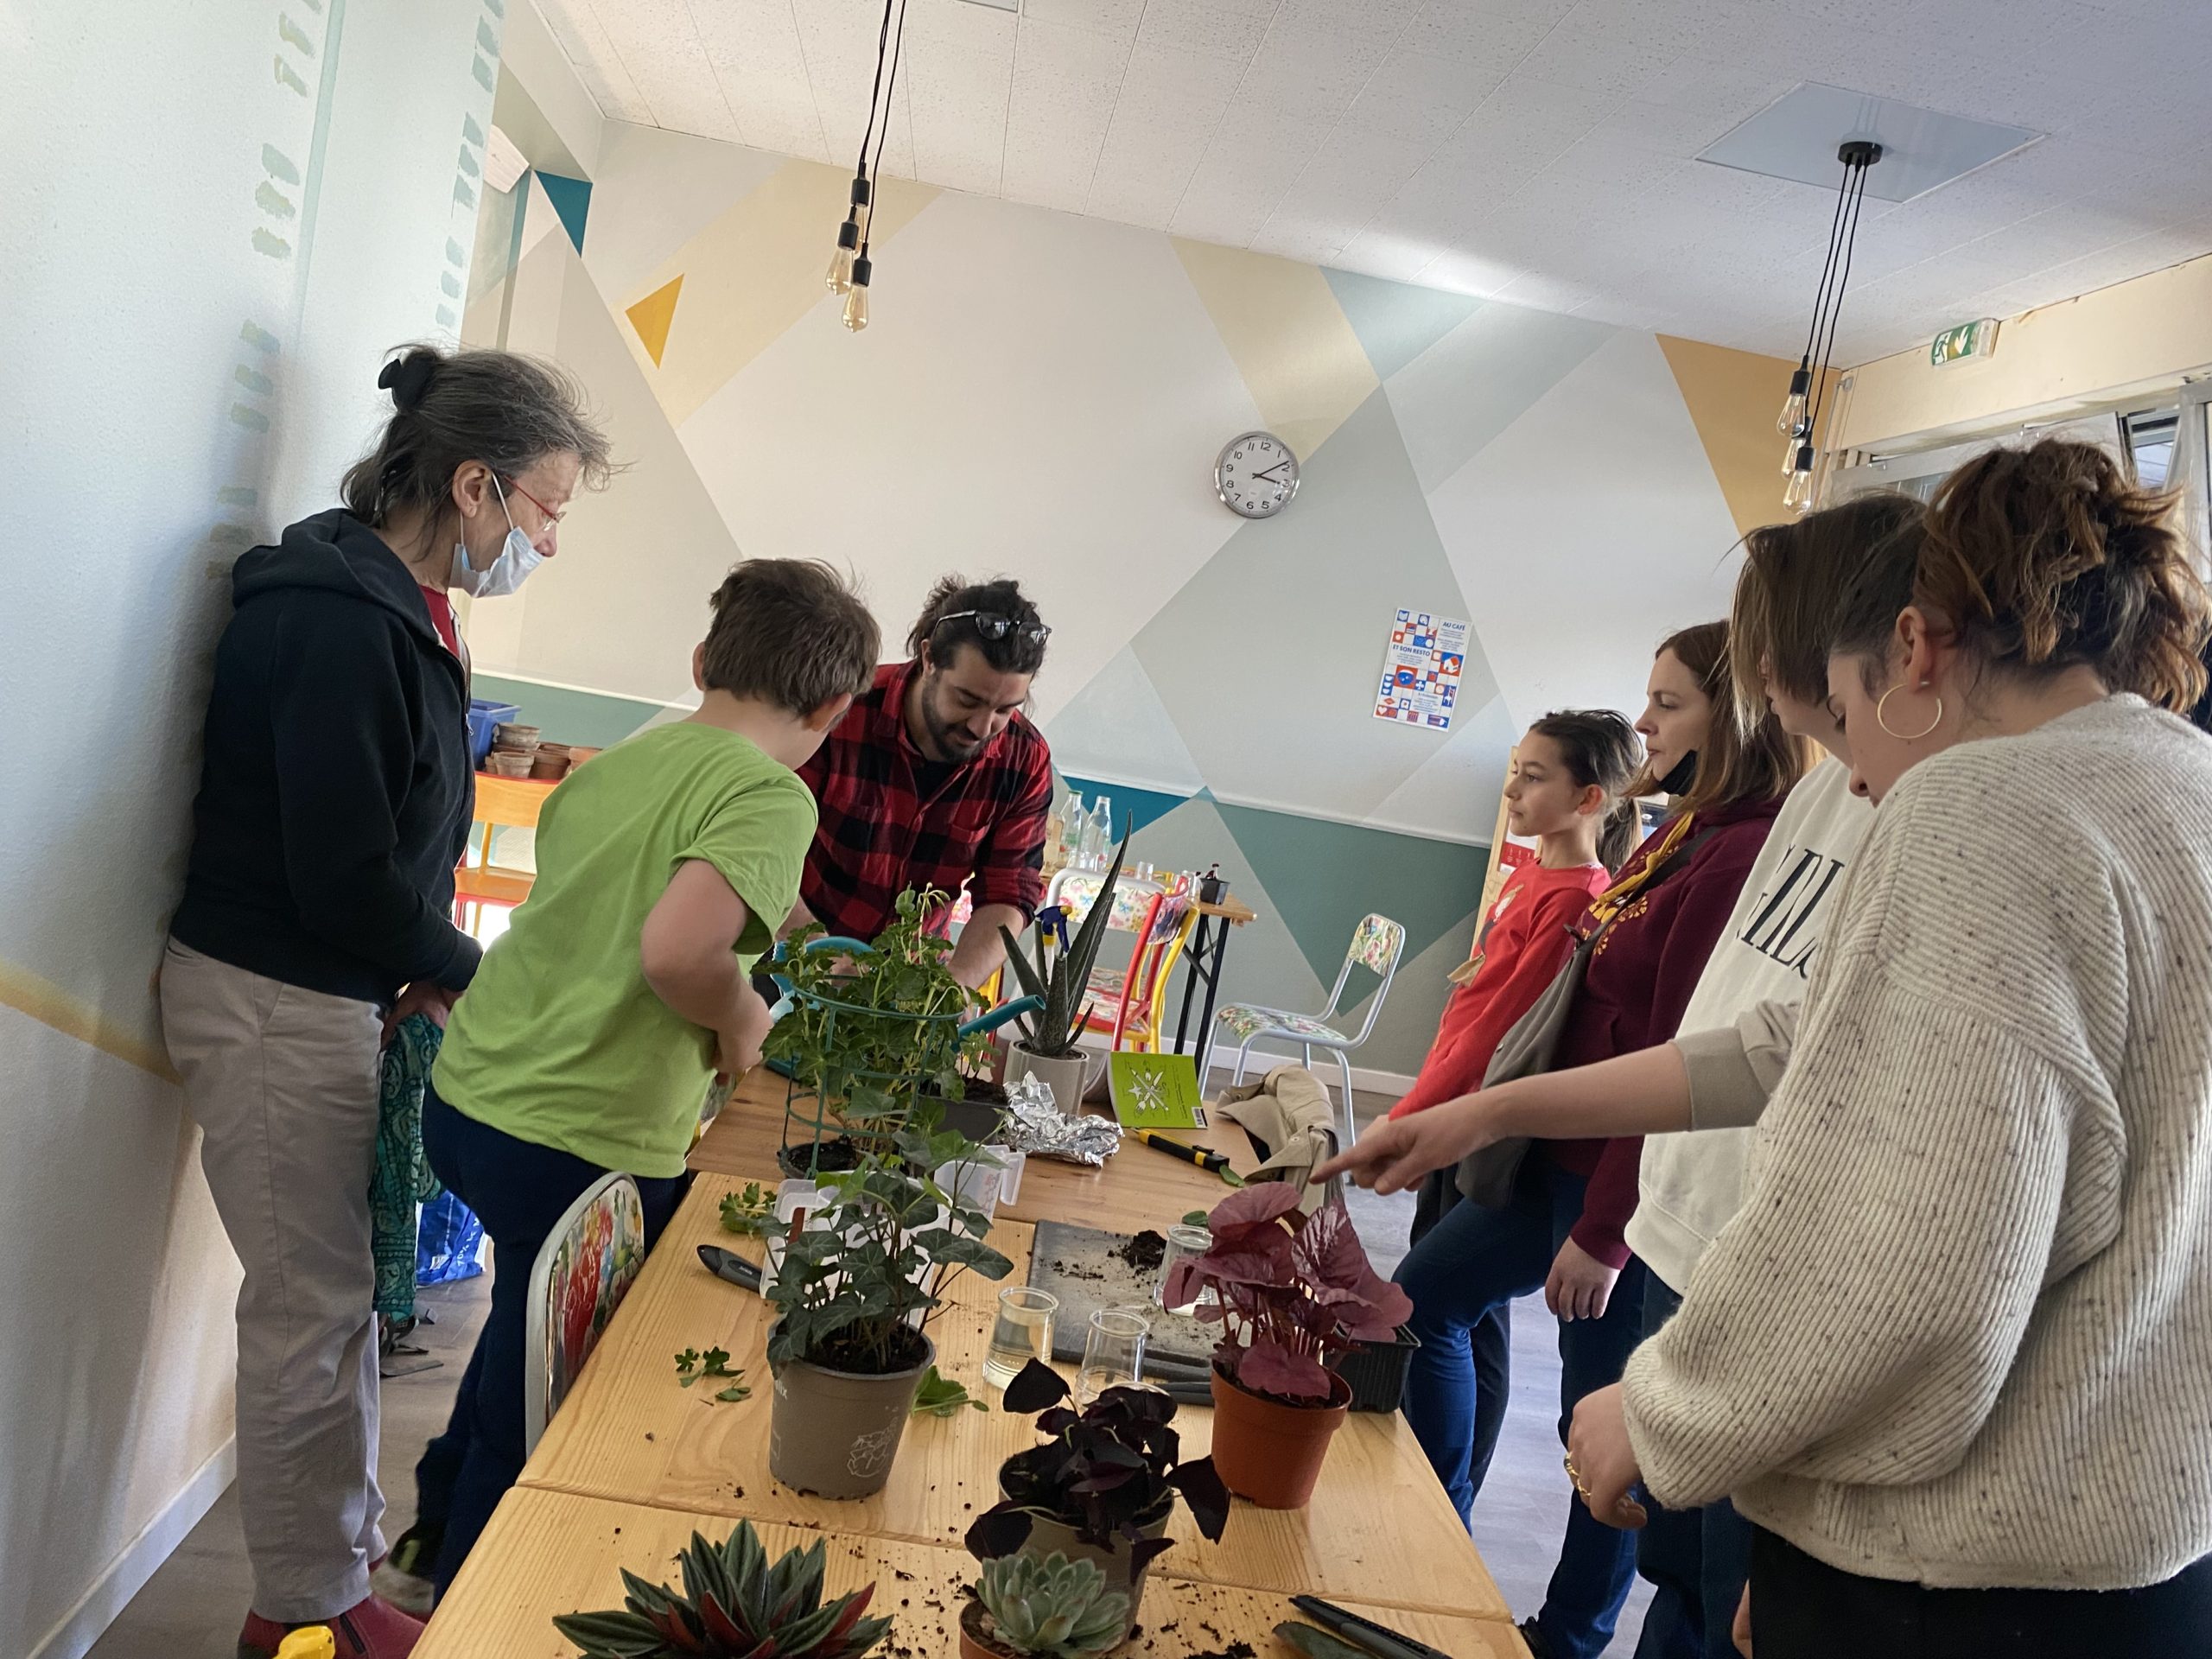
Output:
top-left (552, 1518), bottom-right (892, 1658)
top-left (959, 1553), bottom-right (1128, 1659)
top-left (763, 1119), bottom-right (1012, 1498)
top-left (768, 887), bottom-right (994, 1175)
top-left (1165, 1184), bottom-right (1414, 1509)
top-left (965, 1360), bottom-right (1229, 1646)
top-left (997, 837), bottom-right (1128, 1114)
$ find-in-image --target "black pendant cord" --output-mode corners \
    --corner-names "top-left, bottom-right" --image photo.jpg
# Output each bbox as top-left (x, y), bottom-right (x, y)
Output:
top-left (859, 0), bottom-right (910, 259)
top-left (1796, 151), bottom-right (1856, 389)
top-left (855, 0), bottom-right (899, 178)
top-left (1803, 157), bottom-right (1873, 459)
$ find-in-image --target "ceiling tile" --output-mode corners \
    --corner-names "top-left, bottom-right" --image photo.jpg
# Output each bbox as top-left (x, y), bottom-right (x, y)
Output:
top-left (600, 0), bottom-right (739, 142)
top-left (538, 0), bottom-right (655, 124)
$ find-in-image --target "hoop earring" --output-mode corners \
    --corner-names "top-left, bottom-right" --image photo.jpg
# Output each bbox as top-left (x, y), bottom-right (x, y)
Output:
top-left (1876, 683), bottom-right (1943, 741)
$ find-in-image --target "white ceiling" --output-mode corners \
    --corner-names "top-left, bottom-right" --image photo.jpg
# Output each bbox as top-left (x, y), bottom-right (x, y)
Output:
top-left (532, 0), bottom-right (2212, 364)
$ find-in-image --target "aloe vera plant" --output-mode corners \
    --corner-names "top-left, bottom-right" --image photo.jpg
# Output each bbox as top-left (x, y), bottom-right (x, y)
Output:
top-left (997, 836), bottom-right (1129, 1059)
top-left (971, 1552), bottom-right (1128, 1658)
top-left (553, 1522), bottom-right (892, 1659)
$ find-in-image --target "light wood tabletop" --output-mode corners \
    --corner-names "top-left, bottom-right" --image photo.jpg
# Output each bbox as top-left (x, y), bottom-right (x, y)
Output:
top-left (521, 1157), bottom-right (1510, 1619)
top-left (423, 1486), bottom-right (1528, 1659)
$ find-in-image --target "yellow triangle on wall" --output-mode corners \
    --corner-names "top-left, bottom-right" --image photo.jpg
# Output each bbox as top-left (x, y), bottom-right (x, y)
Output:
top-left (626, 275), bottom-right (684, 367)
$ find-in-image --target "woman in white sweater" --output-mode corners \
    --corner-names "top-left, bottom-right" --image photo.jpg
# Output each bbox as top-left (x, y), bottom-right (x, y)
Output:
top-left (1326, 439), bottom-right (2212, 1656)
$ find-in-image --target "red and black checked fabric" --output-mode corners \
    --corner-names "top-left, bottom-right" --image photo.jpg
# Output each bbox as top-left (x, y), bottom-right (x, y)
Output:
top-left (795, 659), bottom-right (1053, 942)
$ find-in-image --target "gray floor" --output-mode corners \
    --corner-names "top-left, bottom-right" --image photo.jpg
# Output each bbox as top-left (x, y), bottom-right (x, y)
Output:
top-left (90, 1091), bottom-right (1647, 1656)
top-left (86, 1277), bottom-right (492, 1659)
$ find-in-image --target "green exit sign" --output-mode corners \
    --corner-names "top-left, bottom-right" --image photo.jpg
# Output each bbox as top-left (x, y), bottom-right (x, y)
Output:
top-left (1931, 318), bottom-right (1999, 366)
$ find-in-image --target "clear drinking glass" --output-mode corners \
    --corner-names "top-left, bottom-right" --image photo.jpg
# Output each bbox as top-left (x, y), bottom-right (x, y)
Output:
top-left (983, 1287), bottom-right (1058, 1389)
top-left (1078, 1307), bottom-right (1150, 1403)
top-left (1155, 1224), bottom-right (1213, 1315)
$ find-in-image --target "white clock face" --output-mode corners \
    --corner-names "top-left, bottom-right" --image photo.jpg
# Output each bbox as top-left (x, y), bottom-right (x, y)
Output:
top-left (1216, 431), bottom-right (1299, 519)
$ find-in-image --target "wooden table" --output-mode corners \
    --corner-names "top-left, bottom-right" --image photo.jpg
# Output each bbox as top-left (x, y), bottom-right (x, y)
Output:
top-left (429, 1069), bottom-right (1525, 1656)
top-left (420, 1487), bottom-right (1529, 1659)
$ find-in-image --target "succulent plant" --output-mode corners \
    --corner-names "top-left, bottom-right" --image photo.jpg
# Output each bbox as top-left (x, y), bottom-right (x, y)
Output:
top-left (553, 1522), bottom-right (892, 1659)
top-left (971, 1552), bottom-right (1128, 1658)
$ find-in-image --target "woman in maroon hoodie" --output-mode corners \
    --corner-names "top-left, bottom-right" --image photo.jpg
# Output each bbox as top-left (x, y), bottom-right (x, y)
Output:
top-left (1394, 620), bottom-right (1804, 1659)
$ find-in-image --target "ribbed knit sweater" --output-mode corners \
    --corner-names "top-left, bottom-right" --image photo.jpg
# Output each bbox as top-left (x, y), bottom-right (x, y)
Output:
top-left (1622, 696), bottom-right (2212, 1591)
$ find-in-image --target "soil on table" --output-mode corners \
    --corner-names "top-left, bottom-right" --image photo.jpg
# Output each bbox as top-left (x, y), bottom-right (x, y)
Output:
top-left (1112, 1229), bottom-right (1167, 1274)
top-left (779, 1135), bottom-right (861, 1177)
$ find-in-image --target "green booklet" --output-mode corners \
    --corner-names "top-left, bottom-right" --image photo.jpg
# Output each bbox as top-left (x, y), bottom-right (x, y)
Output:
top-left (1108, 1051), bottom-right (1207, 1130)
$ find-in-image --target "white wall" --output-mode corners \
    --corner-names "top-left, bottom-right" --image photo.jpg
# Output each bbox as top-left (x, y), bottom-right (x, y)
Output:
top-left (0, 2), bottom-right (502, 1652)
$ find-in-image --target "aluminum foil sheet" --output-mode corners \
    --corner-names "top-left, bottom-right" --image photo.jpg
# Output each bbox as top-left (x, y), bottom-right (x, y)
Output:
top-left (1001, 1077), bottom-right (1122, 1166)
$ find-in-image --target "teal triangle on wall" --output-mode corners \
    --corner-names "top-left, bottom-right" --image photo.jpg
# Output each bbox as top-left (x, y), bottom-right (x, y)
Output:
top-left (1057, 773), bottom-right (1191, 839)
top-left (537, 171), bottom-right (593, 256)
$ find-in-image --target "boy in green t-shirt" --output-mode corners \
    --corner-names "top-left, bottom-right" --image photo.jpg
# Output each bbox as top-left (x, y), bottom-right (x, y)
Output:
top-left (385, 559), bottom-right (879, 1608)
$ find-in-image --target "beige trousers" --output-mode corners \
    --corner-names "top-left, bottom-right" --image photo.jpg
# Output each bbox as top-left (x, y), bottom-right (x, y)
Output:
top-left (160, 939), bottom-right (388, 1620)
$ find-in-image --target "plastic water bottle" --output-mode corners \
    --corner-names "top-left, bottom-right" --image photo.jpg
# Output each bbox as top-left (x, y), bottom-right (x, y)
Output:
top-left (1061, 791), bottom-right (1086, 867)
top-left (1079, 799), bottom-right (1104, 870)
top-left (1090, 796), bottom-right (1114, 865)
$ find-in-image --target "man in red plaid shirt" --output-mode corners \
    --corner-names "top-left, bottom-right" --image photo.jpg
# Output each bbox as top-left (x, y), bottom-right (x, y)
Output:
top-left (787, 575), bottom-right (1054, 989)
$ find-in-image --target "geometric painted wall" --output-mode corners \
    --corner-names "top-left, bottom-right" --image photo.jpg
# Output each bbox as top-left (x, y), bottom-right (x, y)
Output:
top-left (461, 122), bottom-right (1789, 1076)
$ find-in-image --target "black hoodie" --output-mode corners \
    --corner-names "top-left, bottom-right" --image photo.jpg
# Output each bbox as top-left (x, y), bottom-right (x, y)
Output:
top-left (170, 508), bottom-right (483, 1003)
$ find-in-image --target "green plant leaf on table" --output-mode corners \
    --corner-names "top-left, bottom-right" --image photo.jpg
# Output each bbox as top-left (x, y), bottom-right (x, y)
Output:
top-left (718, 1182), bottom-right (775, 1237)
top-left (677, 1344), bottom-right (746, 1399)
top-left (1273, 1620), bottom-right (1379, 1659)
top-left (912, 1362), bottom-right (988, 1417)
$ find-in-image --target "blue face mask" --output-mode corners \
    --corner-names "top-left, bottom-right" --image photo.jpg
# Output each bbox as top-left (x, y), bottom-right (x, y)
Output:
top-left (448, 476), bottom-right (543, 599)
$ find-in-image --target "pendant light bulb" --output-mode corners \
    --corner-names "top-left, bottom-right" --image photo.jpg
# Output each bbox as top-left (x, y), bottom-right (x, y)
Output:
top-left (1781, 428), bottom-right (1808, 476)
top-left (825, 214), bottom-right (860, 294)
top-left (842, 256), bottom-right (872, 333)
top-left (1783, 447), bottom-right (1816, 513)
top-left (1776, 363), bottom-right (1811, 437)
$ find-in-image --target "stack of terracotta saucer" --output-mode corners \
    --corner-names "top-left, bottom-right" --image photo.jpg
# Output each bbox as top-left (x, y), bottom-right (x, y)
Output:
top-left (485, 722), bottom-right (540, 778)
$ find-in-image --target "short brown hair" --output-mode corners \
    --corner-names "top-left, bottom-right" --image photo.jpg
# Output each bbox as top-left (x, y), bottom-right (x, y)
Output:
top-left (1637, 620), bottom-right (1810, 817)
top-left (1732, 493), bottom-right (1925, 711)
top-left (701, 560), bottom-right (880, 715)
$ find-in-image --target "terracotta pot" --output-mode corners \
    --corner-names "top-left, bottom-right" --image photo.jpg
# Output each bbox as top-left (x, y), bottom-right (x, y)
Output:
top-left (766, 1333), bottom-right (933, 1498)
top-left (1005, 1043), bottom-right (1098, 1117)
top-left (1010, 1496), bottom-right (1167, 1649)
top-left (493, 722), bottom-right (540, 750)
top-left (567, 746), bottom-right (601, 766)
top-left (1207, 1364), bottom-right (1351, 1510)
top-left (529, 752), bottom-right (570, 781)
top-left (958, 1601), bottom-right (1021, 1659)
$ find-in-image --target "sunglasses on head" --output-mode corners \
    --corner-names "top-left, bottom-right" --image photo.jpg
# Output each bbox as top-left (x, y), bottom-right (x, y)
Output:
top-left (934, 609), bottom-right (1051, 646)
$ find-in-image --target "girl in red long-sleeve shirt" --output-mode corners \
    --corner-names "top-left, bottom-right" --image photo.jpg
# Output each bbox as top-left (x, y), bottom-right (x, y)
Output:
top-left (1395, 623), bottom-right (1806, 1659)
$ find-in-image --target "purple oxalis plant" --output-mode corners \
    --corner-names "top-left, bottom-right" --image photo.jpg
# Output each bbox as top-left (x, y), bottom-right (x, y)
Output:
top-left (1164, 1183), bottom-right (1414, 1403)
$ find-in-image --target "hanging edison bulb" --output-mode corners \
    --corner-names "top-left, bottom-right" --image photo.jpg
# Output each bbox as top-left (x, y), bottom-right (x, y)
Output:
top-left (842, 256), bottom-right (872, 333)
top-left (1783, 445), bottom-right (1816, 512)
top-left (1776, 361), bottom-right (1811, 437)
top-left (825, 214), bottom-right (860, 294)
top-left (1781, 426), bottom-right (1808, 475)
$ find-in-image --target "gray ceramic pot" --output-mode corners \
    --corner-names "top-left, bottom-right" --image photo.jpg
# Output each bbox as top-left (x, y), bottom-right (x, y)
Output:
top-left (767, 1334), bottom-right (935, 1499)
top-left (1011, 1494), bottom-right (1171, 1649)
top-left (1006, 1043), bottom-right (1096, 1117)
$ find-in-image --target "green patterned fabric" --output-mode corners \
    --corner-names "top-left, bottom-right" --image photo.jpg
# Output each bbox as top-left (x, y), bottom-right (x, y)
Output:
top-left (1215, 1004), bottom-right (1348, 1045)
top-left (372, 1014), bottom-right (447, 1320)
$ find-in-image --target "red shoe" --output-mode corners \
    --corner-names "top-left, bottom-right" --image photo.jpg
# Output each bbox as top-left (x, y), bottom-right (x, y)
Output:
top-left (238, 1595), bottom-right (426, 1659)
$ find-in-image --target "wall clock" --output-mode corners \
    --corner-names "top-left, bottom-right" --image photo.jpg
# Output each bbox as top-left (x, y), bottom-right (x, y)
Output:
top-left (1215, 430), bottom-right (1300, 518)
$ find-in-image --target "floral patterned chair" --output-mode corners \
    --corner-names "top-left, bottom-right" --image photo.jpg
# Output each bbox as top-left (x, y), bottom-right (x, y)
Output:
top-left (524, 1172), bottom-right (646, 1452)
top-left (1213, 912), bottom-right (1407, 1145)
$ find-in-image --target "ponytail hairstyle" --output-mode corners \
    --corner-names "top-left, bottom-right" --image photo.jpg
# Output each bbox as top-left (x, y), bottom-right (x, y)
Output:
top-left (1632, 621), bottom-right (1810, 817)
top-left (340, 344), bottom-right (612, 531)
top-left (1526, 708), bottom-right (1643, 872)
top-left (1830, 437), bottom-right (2210, 710)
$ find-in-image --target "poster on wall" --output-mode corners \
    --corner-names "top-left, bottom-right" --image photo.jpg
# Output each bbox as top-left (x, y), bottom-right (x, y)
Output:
top-left (1374, 608), bottom-right (1471, 731)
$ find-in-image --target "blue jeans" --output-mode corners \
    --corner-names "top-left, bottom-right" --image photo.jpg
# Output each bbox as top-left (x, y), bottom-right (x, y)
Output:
top-left (416, 1082), bottom-right (685, 1595)
top-left (1632, 1276), bottom-right (1752, 1659)
top-left (1395, 1156), bottom-right (1648, 1659)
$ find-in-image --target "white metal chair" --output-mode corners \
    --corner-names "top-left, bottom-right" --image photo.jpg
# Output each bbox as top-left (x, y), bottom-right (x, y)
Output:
top-left (1213, 913), bottom-right (1407, 1145)
top-left (524, 1172), bottom-right (646, 1452)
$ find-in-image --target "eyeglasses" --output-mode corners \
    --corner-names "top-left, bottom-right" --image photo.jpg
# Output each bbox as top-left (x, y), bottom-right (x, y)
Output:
top-left (499, 475), bottom-right (565, 528)
top-left (934, 609), bottom-right (1051, 646)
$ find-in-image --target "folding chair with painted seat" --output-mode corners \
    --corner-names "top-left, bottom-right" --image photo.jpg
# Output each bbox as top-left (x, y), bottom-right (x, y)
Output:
top-left (1090, 893), bottom-right (1196, 1053)
top-left (1214, 913), bottom-right (1407, 1146)
top-left (524, 1172), bottom-right (646, 1453)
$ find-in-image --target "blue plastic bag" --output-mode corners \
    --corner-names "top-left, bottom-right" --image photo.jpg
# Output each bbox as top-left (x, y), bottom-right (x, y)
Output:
top-left (416, 1191), bottom-right (486, 1285)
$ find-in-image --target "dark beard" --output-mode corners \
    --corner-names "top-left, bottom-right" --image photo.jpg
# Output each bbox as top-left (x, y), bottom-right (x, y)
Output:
top-left (918, 679), bottom-right (984, 762)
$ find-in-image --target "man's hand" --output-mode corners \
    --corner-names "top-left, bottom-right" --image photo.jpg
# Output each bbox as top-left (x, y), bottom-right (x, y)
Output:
top-left (384, 981), bottom-right (461, 1046)
top-left (1546, 1236), bottom-right (1622, 1321)
top-left (1310, 1093), bottom-right (1501, 1195)
top-left (1732, 1586), bottom-right (1752, 1656)
top-left (1566, 1382), bottom-right (1649, 1529)
top-left (715, 983), bottom-right (774, 1081)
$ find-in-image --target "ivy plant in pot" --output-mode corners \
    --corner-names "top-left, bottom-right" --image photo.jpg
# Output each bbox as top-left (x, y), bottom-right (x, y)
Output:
top-left (965, 1360), bottom-right (1230, 1648)
top-left (1165, 1184), bottom-right (1414, 1510)
top-left (763, 1119), bottom-right (1012, 1498)
top-left (996, 837), bottom-right (1128, 1114)
top-left (960, 1553), bottom-right (1128, 1659)
top-left (768, 887), bottom-right (993, 1176)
